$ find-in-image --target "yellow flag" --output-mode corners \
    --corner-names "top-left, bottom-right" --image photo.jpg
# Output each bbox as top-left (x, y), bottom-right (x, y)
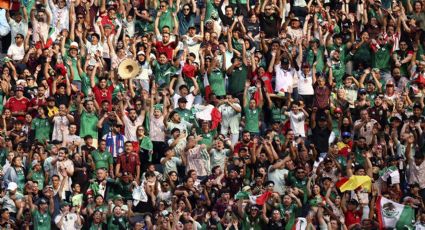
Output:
top-left (339, 175), bottom-right (372, 192)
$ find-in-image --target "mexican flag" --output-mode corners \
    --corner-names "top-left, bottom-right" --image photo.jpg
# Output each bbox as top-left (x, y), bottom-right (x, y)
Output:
top-left (291, 218), bottom-right (307, 230)
top-left (376, 196), bottom-right (414, 229)
top-left (248, 191), bottom-right (272, 205)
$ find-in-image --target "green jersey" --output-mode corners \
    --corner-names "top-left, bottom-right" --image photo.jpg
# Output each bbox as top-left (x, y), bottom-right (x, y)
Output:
top-left (241, 213), bottom-right (262, 230)
top-left (244, 107), bottom-right (261, 133)
top-left (158, 8), bottom-right (176, 31)
top-left (307, 46), bottom-right (325, 72)
top-left (91, 150), bottom-right (113, 170)
top-left (328, 44), bottom-right (348, 64)
top-left (209, 69), bottom-right (226, 96)
top-left (32, 209), bottom-right (51, 230)
top-left (30, 170), bottom-right (45, 190)
top-left (373, 44), bottom-right (392, 71)
top-left (152, 60), bottom-right (175, 88)
top-left (107, 216), bottom-right (129, 230)
top-left (63, 53), bottom-right (82, 81)
top-left (228, 64), bottom-right (248, 95)
top-left (80, 111), bottom-right (99, 139)
top-left (31, 117), bottom-right (51, 143)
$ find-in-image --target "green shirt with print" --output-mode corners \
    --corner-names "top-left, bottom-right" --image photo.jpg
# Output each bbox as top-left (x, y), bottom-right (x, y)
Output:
top-left (198, 130), bottom-right (216, 148)
top-left (228, 64), bottom-right (248, 95)
top-left (373, 44), bottom-right (392, 71)
top-left (158, 8), bottom-right (176, 31)
top-left (63, 53), bottom-right (82, 81)
top-left (205, 0), bottom-right (220, 21)
top-left (31, 117), bottom-right (51, 143)
top-left (30, 170), bottom-right (45, 190)
top-left (32, 209), bottom-right (51, 230)
top-left (288, 172), bottom-right (308, 203)
top-left (80, 111), bottom-right (99, 139)
top-left (152, 60), bottom-right (174, 88)
top-left (91, 150), bottom-right (113, 170)
top-left (108, 216), bottom-right (129, 230)
top-left (279, 203), bottom-right (298, 230)
top-left (330, 61), bottom-right (346, 88)
top-left (244, 107), bottom-right (261, 133)
top-left (307, 46), bottom-right (325, 72)
top-left (80, 72), bottom-right (98, 96)
top-left (174, 108), bottom-right (195, 124)
top-left (328, 44), bottom-right (348, 64)
top-left (209, 69), bottom-right (226, 96)
top-left (241, 213), bottom-right (262, 230)
top-left (271, 103), bottom-right (286, 123)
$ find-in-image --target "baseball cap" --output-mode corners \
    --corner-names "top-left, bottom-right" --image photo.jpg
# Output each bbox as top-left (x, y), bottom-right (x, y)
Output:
top-left (60, 201), bottom-right (71, 208)
top-left (7, 182), bottom-right (17, 191)
top-left (70, 42), bottom-right (79, 49)
top-left (15, 86), bottom-right (24, 92)
top-left (358, 88), bottom-right (367, 94)
top-left (334, 107), bottom-right (343, 114)
top-left (342, 132), bottom-right (351, 138)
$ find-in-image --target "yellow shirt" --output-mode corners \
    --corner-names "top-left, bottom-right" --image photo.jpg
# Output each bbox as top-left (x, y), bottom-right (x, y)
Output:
top-left (48, 106), bottom-right (59, 118)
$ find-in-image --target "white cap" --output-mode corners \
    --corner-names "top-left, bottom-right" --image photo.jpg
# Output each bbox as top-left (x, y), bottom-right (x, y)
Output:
top-left (7, 182), bottom-right (17, 191)
top-left (70, 42), bottom-right (79, 49)
top-left (16, 79), bottom-right (26, 85)
top-left (137, 51), bottom-right (145, 56)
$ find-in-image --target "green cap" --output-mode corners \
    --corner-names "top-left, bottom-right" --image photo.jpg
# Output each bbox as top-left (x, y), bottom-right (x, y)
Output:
top-left (113, 194), bottom-right (124, 201)
top-left (60, 201), bottom-right (71, 208)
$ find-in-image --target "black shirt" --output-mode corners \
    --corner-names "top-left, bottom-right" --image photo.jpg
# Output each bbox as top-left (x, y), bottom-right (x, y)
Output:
top-left (259, 13), bottom-right (281, 38)
top-left (311, 126), bottom-right (332, 154)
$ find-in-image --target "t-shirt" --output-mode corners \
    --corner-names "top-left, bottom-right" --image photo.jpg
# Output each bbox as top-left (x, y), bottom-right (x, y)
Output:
top-left (91, 150), bottom-right (113, 170)
top-left (209, 69), bottom-right (226, 96)
top-left (244, 107), bottom-right (261, 133)
top-left (210, 148), bottom-right (230, 170)
top-left (31, 117), bottom-right (51, 142)
top-left (161, 156), bottom-right (182, 176)
top-left (7, 43), bottom-right (25, 61)
top-left (289, 111), bottom-right (306, 137)
top-left (80, 111), bottom-right (99, 139)
top-left (228, 64), bottom-right (248, 95)
top-left (107, 216), bottom-right (128, 230)
top-left (92, 85), bottom-right (114, 108)
top-left (54, 213), bottom-right (81, 230)
top-left (268, 166), bottom-right (289, 195)
top-left (32, 209), bottom-right (51, 230)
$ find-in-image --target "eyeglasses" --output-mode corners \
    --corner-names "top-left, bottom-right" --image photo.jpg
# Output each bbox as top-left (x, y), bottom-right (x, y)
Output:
top-left (136, 103), bottom-right (142, 106)
top-left (183, 8), bottom-right (190, 11)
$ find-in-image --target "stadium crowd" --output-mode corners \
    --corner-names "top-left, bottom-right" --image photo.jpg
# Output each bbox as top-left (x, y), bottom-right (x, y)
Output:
top-left (0, 0), bottom-right (424, 229)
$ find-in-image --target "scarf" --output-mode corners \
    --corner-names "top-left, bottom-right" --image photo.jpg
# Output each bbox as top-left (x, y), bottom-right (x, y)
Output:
top-left (105, 132), bottom-right (125, 157)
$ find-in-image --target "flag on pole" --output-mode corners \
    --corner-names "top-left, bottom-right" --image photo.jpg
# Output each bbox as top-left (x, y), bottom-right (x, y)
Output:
top-left (336, 175), bottom-right (372, 192)
top-left (376, 196), bottom-right (415, 229)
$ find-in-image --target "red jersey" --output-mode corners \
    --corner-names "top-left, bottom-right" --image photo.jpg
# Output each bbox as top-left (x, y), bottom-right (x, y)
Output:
top-left (117, 152), bottom-right (140, 176)
top-left (344, 209), bottom-right (362, 227)
top-left (233, 141), bottom-right (253, 155)
top-left (93, 85), bottom-right (114, 110)
top-left (5, 97), bottom-right (30, 121)
top-left (155, 41), bottom-right (177, 60)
